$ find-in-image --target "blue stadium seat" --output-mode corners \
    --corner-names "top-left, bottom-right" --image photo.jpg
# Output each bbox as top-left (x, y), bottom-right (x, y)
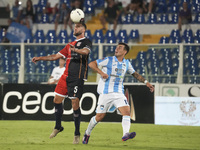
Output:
top-left (69, 31), bottom-right (76, 42)
top-left (105, 30), bottom-right (116, 43)
top-left (84, 0), bottom-right (95, 14)
top-left (93, 29), bottom-right (104, 43)
top-left (170, 13), bottom-right (178, 24)
top-left (159, 36), bottom-right (170, 44)
top-left (155, 0), bottom-right (167, 13)
top-left (58, 30), bottom-right (68, 43)
top-left (122, 14), bottom-right (134, 24)
top-left (85, 30), bottom-right (93, 41)
top-left (171, 36), bottom-right (182, 43)
top-left (183, 29), bottom-right (193, 38)
top-left (147, 13), bottom-right (157, 24)
top-left (168, 3), bottom-right (179, 13)
top-left (192, 0), bottom-right (200, 13)
top-left (40, 13), bottom-right (50, 23)
top-left (129, 29), bottom-right (139, 41)
top-left (117, 29), bottom-right (128, 43)
top-left (170, 29), bottom-right (181, 39)
top-left (46, 30), bottom-right (57, 43)
top-left (183, 36), bottom-right (194, 43)
top-left (34, 30), bottom-right (45, 43)
top-left (193, 13), bottom-right (200, 23)
top-left (94, 0), bottom-right (104, 8)
top-left (159, 14), bottom-right (169, 24)
top-left (0, 28), bottom-right (5, 42)
top-left (135, 14), bottom-right (145, 24)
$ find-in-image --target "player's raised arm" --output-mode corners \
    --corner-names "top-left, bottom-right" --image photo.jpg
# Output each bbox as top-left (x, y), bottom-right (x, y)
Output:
top-left (32, 53), bottom-right (63, 64)
top-left (89, 61), bottom-right (109, 79)
top-left (132, 71), bottom-right (154, 92)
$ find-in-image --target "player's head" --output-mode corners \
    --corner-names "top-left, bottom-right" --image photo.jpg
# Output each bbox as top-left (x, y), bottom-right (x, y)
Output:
top-left (115, 43), bottom-right (130, 57)
top-left (73, 22), bottom-right (87, 37)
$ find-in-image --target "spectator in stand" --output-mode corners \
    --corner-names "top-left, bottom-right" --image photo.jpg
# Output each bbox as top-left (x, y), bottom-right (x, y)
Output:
top-left (178, 2), bottom-right (192, 31)
top-left (71, 0), bottom-right (84, 10)
top-left (124, 0), bottom-right (142, 16)
top-left (54, 3), bottom-right (72, 32)
top-left (20, 0), bottom-right (34, 29)
top-left (142, 0), bottom-right (154, 14)
top-left (48, 58), bottom-right (66, 85)
top-left (6, 0), bottom-right (23, 25)
top-left (100, 0), bottom-right (121, 31)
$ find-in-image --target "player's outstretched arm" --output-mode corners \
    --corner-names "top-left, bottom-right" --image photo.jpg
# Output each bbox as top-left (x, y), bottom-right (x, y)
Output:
top-left (69, 44), bottom-right (90, 55)
top-left (132, 71), bottom-right (154, 92)
top-left (32, 53), bottom-right (63, 64)
top-left (89, 61), bottom-right (109, 79)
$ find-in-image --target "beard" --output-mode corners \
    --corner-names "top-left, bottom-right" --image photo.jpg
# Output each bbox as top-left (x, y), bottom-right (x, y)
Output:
top-left (73, 31), bottom-right (82, 37)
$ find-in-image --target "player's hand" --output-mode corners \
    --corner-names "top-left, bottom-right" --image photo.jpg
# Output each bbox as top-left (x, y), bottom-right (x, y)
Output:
top-left (32, 57), bottom-right (40, 64)
top-left (146, 82), bottom-right (154, 92)
top-left (101, 72), bottom-right (109, 79)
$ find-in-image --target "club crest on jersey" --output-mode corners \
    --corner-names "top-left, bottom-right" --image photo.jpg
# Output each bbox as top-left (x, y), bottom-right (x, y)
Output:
top-left (76, 42), bottom-right (81, 47)
top-left (100, 105), bottom-right (104, 110)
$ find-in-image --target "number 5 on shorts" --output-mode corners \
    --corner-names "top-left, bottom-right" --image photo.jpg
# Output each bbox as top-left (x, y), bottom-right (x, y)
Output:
top-left (74, 86), bottom-right (78, 93)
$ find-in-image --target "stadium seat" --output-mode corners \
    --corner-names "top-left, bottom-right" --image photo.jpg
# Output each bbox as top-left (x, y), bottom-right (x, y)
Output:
top-left (129, 29), bottom-right (139, 42)
top-left (135, 14), bottom-right (145, 24)
top-left (183, 29), bottom-right (193, 38)
top-left (85, 30), bottom-right (93, 41)
top-left (84, 0), bottom-right (95, 14)
top-left (192, 0), bottom-right (200, 13)
top-left (183, 36), bottom-right (194, 43)
top-left (93, 29), bottom-right (104, 43)
top-left (40, 13), bottom-right (50, 23)
top-left (46, 30), bottom-right (57, 43)
top-left (105, 30), bottom-right (116, 43)
top-left (158, 14), bottom-right (169, 24)
top-left (168, 3), bottom-right (179, 13)
top-left (58, 30), bottom-right (68, 43)
top-left (34, 30), bottom-right (45, 43)
top-left (171, 36), bottom-right (182, 43)
top-left (170, 29), bottom-right (181, 39)
top-left (69, 31), bottom-right (76, 42)
top-left (159, 36), bottom-right (170, 44)
top-left (117, 29), bottom-right (128, 43)
top-left (170, 13), bottom-right (178, 24)
top-left (122, 14), bottom-right (134, 24)
top-left (193, 13), bottom-right (200, 23)
top-left (155, 0), bottom-right (167, 13)
top-left (0, 28), bottom-right (5, 42)
top-left (94, 0), bottom-right (104, 8)
top-left (147, 13), bottom-right (157, 24)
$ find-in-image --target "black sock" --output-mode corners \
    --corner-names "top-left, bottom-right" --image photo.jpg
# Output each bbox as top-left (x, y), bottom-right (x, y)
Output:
top-left (54, 103), bottom-right (63, 129)
top-left (73, 108), bottom-right (81, 136)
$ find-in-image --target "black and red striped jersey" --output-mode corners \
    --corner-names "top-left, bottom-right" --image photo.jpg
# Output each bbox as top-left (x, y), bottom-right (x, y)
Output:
top-left (58, 37), bottom-right (92, 81)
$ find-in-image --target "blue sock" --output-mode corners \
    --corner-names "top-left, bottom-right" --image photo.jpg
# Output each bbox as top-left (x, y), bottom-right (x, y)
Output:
top-left (73, 108), bottom-right (81, 136)
top-left (54, 103), bottom-right (63, 129)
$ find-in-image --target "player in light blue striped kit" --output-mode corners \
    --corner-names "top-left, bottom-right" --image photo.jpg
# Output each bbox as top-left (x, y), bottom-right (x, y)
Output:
top-left (82, 43), bottom-right (154, 144)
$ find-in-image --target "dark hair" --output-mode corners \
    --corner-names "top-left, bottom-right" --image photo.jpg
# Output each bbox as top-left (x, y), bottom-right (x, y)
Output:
top-left (118, 42), bottom-right (130, 54)
top-left (81, 22), bottom-right (87, 30)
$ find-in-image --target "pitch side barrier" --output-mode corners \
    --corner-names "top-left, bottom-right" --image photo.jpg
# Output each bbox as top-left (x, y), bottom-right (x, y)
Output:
top-left (0, 83), bottom-right (154, 123)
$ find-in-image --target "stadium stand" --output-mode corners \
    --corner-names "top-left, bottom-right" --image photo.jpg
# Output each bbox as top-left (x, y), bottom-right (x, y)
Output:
top-left (0, 0), bottom-right (200, 84)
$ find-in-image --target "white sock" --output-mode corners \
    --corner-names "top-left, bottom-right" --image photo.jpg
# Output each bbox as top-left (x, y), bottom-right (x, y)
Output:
top-left (85, 116), bottom-right (98, 135)
top-left (122, 116), bottom-right (131, 136)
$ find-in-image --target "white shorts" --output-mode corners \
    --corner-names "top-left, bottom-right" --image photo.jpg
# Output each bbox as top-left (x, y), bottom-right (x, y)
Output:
top-left (96, 93), bottom-right (129, 113)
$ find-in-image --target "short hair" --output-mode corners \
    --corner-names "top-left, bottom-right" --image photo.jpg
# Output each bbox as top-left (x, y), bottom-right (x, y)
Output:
top-left (118, 42), bottom-right (130, 54)
top-left (81, 22), bottom-right (87, 30)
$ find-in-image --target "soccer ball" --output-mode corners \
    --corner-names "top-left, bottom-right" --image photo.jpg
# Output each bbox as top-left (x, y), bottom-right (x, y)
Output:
top-left (70, 8), bottom-right (85, 23)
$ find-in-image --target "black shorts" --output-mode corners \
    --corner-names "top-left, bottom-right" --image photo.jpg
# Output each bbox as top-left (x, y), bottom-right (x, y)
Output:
top-left (66, 77), bottom-right (84, 100)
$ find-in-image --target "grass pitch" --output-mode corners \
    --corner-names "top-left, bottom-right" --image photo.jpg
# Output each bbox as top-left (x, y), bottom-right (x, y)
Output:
top-left (0, 121), bottom-right (200, 150)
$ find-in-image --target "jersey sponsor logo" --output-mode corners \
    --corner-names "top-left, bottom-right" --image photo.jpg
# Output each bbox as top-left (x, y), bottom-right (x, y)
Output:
top-left (76, 42), bottom-right (81, 47)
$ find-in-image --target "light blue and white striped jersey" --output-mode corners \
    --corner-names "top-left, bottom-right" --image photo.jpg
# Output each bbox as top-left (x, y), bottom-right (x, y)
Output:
top-left (96, 56), bottom-right (135, 94)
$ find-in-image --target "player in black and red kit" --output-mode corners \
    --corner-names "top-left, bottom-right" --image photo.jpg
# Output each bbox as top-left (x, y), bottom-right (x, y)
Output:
top-left (32, 22), bottom-right (92, 144)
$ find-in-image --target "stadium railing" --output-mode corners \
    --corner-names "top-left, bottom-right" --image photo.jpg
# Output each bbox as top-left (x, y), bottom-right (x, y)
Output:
top-left (0, 43), bottom-right (199, 84)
